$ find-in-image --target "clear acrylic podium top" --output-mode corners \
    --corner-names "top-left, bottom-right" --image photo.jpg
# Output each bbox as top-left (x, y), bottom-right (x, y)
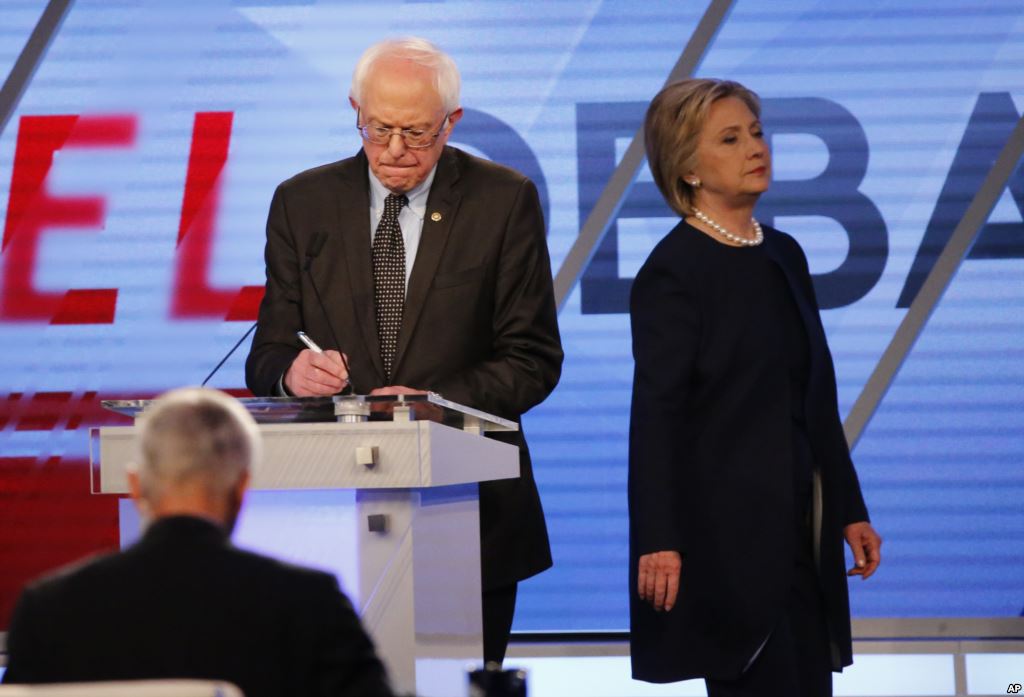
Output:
top-left (102, 392), bottom-right (518, 432)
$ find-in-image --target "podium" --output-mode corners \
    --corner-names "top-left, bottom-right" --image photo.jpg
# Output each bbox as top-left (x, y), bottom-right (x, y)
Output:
top-left (93, 394), bottom-right (521, 697)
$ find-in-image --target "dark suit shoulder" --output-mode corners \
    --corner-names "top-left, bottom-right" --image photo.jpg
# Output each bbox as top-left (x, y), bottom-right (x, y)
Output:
top-left (277, 155), bottom-right (363, 193)
top-left (441, 147), bottom-right (538, 208)
top-left (25, 524), bottom-right (340, 604)
top-left (447, 146), bottom-right (529, 185)
top-left (225, 544), bottom-right (342, 592)
top-left (17, 548), bottom-right (120, 604)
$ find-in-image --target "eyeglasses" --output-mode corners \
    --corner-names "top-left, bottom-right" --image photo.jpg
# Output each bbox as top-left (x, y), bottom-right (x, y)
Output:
top-left (355, 109), bottom-right (451, 149)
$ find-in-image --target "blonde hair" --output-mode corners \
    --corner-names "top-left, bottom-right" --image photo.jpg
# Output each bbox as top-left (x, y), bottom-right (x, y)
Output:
top-left (350, 37), bottom-right (461, 114)
top-left (644, 78), bottom-right (761, 217)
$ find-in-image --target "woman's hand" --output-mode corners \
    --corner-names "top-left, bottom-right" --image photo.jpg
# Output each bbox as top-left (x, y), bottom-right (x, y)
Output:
top-left (637, 550), bottom-right (682, 611)
top-left (844, 521), bottom-right (882, 580)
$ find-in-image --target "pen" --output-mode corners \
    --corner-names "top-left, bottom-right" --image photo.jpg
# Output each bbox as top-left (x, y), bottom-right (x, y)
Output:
top-left (298, 330), bottom-right (354, 391)
top-left (296, 331), bottom-right (324, 354)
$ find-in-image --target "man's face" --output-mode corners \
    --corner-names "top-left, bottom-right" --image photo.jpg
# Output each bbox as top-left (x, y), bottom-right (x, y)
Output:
top-left (353, 57), bottom-right (462, 194)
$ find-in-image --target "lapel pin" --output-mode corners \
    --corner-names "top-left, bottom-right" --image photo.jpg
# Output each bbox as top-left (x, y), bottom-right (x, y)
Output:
top-left (430, 211), bottom-right (442, 222)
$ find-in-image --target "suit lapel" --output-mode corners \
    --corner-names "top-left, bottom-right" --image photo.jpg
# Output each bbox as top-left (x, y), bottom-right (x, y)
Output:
top-left (391, 148), bottom-right (462, 379)
top-left (335, 151), bottom-right (386, 383)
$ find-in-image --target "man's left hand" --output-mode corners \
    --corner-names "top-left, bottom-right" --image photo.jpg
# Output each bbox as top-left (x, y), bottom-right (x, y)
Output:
top-left (369, 386), bottom-right (427, 397)
top-left (844, 521), bottom-right (882, 580)
top-left (369, 386), bottom-right (442, 421)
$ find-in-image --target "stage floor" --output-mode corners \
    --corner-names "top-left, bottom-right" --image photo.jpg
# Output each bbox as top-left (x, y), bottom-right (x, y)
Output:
top-left (503, 639), bottom-right (1024, 697)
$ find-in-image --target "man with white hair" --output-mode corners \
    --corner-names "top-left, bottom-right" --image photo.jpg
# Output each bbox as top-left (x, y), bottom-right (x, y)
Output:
top-left (246, 37), bottom-right (563, 664)
top-left (2, 387), bottom-right (394, 697)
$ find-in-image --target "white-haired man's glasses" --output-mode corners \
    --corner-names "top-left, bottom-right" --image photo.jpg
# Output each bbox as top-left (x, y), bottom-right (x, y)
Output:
top-left (356, 110), bottom-right (451, 149)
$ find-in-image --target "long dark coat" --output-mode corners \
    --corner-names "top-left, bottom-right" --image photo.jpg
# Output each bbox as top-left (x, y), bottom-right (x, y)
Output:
top-left (629, 222), bottom-right (869, 682)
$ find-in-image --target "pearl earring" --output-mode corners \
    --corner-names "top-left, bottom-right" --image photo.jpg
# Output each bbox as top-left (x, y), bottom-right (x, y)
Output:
top-left (689, 178), bottom-right (701, 188)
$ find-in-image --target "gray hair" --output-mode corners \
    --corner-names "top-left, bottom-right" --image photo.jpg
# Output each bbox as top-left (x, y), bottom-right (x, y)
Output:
top-left (644, 78), bottom-right (761, 217)
top-left (132, 388), bottom-right (261, 502)
top-left (349, 37), bottom-right (461, 114)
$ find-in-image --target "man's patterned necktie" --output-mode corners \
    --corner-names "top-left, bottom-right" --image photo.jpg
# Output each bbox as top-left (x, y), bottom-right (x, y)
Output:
top-left (372, 192), bottom-right (408, 383)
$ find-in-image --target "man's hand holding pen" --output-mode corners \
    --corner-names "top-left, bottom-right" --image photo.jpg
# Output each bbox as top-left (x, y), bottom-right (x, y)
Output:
top-left (285, 332), bottom-right (349, 396)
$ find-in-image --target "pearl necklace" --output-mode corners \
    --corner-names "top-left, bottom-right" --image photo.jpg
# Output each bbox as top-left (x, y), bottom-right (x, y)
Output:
top-left (692, 207), bottom-right (763, 247)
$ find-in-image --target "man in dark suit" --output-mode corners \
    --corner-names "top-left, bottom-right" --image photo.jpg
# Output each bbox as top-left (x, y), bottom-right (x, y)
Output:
top-left (244, 36), bottom-right (563, 666)
top-left (2, 387), bottom-right (393, 697)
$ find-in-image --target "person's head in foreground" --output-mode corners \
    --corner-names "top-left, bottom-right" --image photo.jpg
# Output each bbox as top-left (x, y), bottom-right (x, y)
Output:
top-left (129, 386), bottom-right (260, 534)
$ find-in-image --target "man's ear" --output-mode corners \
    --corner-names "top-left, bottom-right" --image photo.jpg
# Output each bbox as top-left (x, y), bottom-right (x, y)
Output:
top-left (235, 469), bottom-right (251, 501)
top-left (127, 469), bottom-right (151, 520)
top-left (226, 470), bottom-right (251, 525)
top-left (349, 96), bottom-right (359, 112)
top-left (446, 107), bottom-right (464, 130)
top-left (128, 469), bottom-right (143, 503)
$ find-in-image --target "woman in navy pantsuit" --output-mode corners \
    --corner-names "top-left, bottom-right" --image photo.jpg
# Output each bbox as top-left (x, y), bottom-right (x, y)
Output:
top-left (628, 79), bottom-right (882, 697)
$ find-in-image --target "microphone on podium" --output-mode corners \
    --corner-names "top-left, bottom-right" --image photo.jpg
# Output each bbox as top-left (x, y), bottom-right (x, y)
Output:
top-left (200, 231), bottom-right (350, 390)
top-left (303, 231), bottom-right (354, 391)
top-left (201, 322), bottom-right (258, 388)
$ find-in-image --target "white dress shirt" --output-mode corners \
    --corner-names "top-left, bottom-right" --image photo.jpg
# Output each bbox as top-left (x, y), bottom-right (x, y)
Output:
top-left (367, 164), bottom-right (438, 287)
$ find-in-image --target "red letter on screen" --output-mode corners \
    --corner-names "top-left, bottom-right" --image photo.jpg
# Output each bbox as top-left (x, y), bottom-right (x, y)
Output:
top-left (171, 111), bottom-right (263, 321)
top-left (1, 115), bottom-right (136, 324)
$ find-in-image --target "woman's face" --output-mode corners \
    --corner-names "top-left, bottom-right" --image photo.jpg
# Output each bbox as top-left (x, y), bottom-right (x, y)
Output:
top-left (689, 96), bottom-right (771, 207)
